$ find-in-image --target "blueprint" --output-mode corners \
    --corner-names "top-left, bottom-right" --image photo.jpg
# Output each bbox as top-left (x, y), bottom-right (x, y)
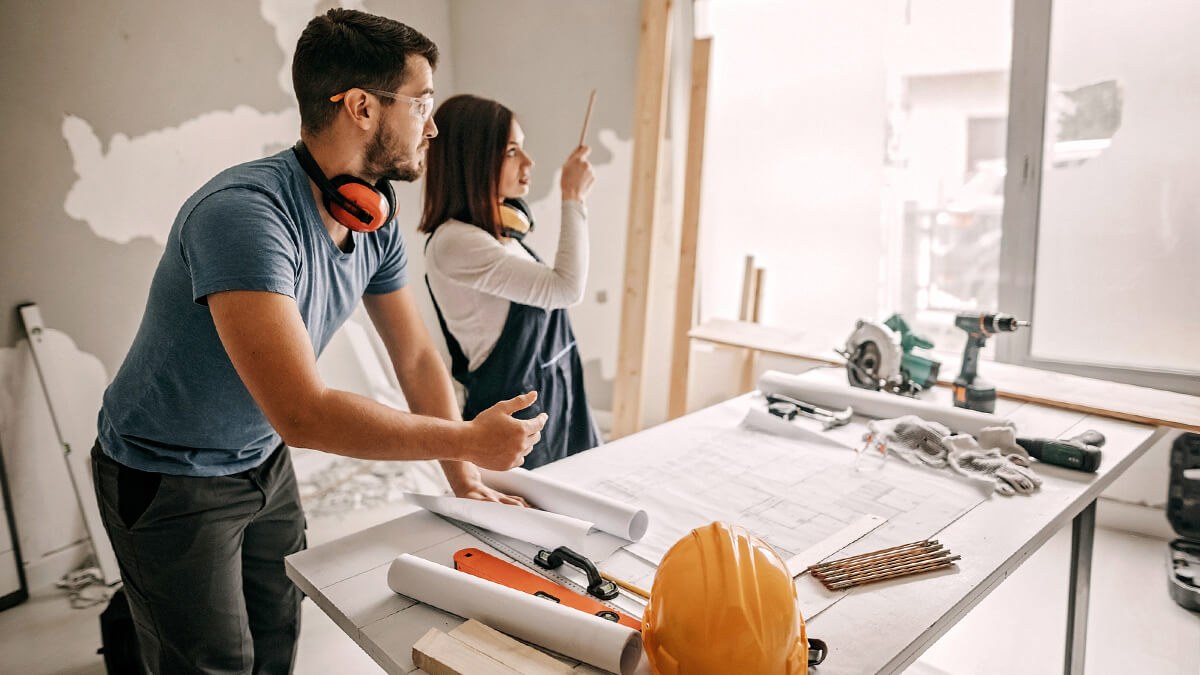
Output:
top-left (585, 416), bottom-right (988, 579)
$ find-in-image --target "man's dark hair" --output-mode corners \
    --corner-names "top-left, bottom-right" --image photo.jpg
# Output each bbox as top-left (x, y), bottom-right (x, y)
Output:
top-left (293, 8), bottom-right (438, 134)
top-left (419, 95), bottom-right (513, 239)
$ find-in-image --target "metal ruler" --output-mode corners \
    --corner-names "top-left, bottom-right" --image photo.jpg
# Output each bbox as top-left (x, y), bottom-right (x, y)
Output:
top-left (437, 514), bottom-right (638, 616)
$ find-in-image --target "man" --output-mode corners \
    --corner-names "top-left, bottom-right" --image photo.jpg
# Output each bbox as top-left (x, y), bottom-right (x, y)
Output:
top-left (91, 9), bottom-right (544, 673)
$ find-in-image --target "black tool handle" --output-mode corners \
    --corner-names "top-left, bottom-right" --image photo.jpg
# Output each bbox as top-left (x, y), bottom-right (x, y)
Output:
top-left (535, 546), bottom-right (618, 600)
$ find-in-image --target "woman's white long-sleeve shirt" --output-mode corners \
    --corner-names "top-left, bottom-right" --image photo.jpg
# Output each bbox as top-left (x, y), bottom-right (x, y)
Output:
top-left (424, 200), bottom-right (588, 372)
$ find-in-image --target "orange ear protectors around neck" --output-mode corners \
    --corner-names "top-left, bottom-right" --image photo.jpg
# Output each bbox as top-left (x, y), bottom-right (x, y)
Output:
top-left (292, 141), bottom-right (396, 233)
top-left (499, 198), bottom-right (534, 240)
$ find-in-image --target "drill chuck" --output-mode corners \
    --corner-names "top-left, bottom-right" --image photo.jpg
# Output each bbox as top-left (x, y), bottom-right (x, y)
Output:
top-left (956, 312), bottom-right (1030, 336)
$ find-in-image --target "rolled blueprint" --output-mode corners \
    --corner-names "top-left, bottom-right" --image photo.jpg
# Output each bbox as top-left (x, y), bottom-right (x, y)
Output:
top-left (480, 467), bottom-right (649, 541)
top-left (406, 492), bottom-right (630, 560)
top-left (758, 370), bottom-right (1014, 436)
top-left (388, 554), bottom-right (643, 674)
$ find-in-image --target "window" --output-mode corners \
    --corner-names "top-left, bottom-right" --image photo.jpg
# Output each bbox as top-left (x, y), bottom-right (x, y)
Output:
top-left (697, 0), bottom-right (1196, 394)
top-left (999, 0), bottom-right (1200, 394)
top-left (699, 0), bottom-right (1013, 354)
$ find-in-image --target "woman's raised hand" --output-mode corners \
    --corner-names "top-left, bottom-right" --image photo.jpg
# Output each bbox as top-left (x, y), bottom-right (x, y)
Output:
top-left (560, 145), bottom-right (595, 202)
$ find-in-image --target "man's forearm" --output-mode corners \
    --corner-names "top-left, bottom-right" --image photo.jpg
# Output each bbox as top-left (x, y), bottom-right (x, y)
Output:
top-left (286, 387), bottom-right (473, 462)
top-left (392, 347), bottom-right (480, 490)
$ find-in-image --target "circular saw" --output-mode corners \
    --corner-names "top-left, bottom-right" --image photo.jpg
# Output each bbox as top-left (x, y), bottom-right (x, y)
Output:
top-left (837, 319), bottom-right (904, 392)
top-left (835, 315), bottom-right (940, 396)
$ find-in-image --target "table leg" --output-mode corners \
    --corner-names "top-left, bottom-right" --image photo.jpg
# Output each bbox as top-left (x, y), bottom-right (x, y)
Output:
top-left (1064, 499), bottom-right (1096, 675)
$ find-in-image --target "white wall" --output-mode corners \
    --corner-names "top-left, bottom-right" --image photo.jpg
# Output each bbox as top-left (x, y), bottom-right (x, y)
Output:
top-left (697, 1), bottom-right (888, 349)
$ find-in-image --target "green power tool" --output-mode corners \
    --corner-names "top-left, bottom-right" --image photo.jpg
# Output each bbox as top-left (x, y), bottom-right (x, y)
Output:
top-left (952, 312), bottom-right (1029, 412)
top-left (883, 314), bottom-right (941, 391)
top-left (1016, 430), bottom-right (1105, 472)
top-left (838, 314), bottom-right (941, 396)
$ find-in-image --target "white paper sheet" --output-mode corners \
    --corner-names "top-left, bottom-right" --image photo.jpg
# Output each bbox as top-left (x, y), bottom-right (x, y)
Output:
top-left (480, 467), bottom-right (650, 541)
top-left (404, 493), bottom-right (631, 561)
top-left (758, 370), bottom-right (1015, 436)
top-left (584, 424), bottom-right (985, 577)
top-left (387, 554), bottom-right (643, 674)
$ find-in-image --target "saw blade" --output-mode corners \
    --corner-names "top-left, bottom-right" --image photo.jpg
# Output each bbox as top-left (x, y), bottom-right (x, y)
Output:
top-left (847, 340), bottom-right (884, 389)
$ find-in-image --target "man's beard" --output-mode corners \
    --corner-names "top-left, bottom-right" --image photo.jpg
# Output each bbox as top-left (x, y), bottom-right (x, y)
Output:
top-left (364, 124), bottom-right (423, 183)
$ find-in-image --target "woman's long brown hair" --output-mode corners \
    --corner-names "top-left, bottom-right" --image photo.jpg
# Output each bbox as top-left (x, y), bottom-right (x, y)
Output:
top-left (419, 94), bottom-right (513, 238)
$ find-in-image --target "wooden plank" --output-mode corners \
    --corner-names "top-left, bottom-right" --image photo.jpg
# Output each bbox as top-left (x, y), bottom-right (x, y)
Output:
top-left (612, 0), bottom-right (674, 439)
top-left (738, 255), bottom-right (757, 321)
top-left (412, 627), bottom-right (521, 675)
top-left (449, 619), bottom-right (574, 674)
top-left (751, 267), bottom-right (765, 322)
top-left (974, 361), bottom-right (1200, 432)
top-left (689, 318), bottom-right (843, 365)
top-left (666, 35), bottom-right (713, 420)
top-left (688, 317), bottom-right (1200, 430)
top-left (738, 264), bottom-right (765, 392)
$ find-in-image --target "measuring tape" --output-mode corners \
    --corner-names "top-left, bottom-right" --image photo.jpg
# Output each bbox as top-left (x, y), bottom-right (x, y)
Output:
top-left (437, 514), bottom-right (636, 616)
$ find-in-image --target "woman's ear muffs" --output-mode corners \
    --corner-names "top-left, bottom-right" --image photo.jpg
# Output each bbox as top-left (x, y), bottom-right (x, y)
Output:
top-left (293, 141), bottom-right (396, 233)
top-left (500, 197), bottom-right (535, 240)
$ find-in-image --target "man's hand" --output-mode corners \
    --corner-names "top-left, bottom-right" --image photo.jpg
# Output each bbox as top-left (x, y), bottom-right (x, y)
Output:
top-left (439, 460), bottom-right (529, 506)
top-left (463, 391), bottom-right (547, 470)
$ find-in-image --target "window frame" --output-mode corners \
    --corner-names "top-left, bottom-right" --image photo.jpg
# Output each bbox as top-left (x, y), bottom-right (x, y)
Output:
top-left (997, 0), bottom-right (1200, 396)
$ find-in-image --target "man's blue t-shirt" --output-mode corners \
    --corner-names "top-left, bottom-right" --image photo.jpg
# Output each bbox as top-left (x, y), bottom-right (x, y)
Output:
top-left (97, 148), bottom-right (407, 476)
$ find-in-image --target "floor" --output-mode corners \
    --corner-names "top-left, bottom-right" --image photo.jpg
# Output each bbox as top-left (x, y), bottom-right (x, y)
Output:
top-left (1, 453), bottom-right (1197, 675)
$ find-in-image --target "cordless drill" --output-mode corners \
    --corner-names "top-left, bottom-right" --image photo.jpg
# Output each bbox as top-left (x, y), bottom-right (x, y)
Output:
top-left (1016, 430), bottom-right (1105, 472)
top-left (953, 312), bottom-right (1029, 413)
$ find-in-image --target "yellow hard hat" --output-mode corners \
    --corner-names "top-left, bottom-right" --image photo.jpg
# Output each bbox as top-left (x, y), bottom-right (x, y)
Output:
top-left (642, 522), bottom-right (820, 675)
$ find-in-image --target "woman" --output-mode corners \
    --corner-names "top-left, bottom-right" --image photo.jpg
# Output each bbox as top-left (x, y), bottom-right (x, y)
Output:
top-left (420, 94), bottom-right (598, 469)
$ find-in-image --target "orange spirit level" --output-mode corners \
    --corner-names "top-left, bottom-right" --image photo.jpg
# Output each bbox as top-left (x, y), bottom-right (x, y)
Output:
top-left (453, 548), bottom-right (641, 630)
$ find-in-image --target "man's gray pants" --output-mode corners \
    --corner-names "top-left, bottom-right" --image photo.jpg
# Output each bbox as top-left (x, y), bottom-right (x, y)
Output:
top-left (92, 442), bottom-right (306, 674)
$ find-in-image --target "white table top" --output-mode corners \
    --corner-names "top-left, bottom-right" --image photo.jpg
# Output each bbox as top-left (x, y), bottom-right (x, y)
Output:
top-left (285, 369), bottom-right (1161, 674)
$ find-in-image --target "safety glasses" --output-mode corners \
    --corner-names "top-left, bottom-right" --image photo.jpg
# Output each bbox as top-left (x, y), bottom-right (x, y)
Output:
top-left (329, 88), bottom-right (435, 122)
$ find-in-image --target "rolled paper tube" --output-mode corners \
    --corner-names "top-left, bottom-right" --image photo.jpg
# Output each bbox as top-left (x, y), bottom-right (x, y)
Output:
top-left (480, 467), bottom-right (649, 541)
top-left (758, 370), bottom-right (1015, 437)
top-left (388, 554), bottom-right (644, 674)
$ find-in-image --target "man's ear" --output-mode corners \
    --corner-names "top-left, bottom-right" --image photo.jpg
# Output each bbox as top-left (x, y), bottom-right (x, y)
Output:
top-left (351, 91), bottom-right (374, 130)
top-left (334, 89), bottom-right (374, 131)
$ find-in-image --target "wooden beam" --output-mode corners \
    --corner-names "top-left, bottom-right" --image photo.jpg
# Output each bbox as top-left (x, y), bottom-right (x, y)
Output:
top-left (411, 621), bottom-right (575, 675)
top-left (738, 255), bottom-right (757, 321)
top-left (412, 627), bottom-right (521, 675)
top-left (612, 0), bottom-right (674, 438)
top-left (667, 36), bottom-right (713, 420)
top-left (751, 267), bottom-right (765, 322)
top-left (739, 263), bottom-right (764, 392)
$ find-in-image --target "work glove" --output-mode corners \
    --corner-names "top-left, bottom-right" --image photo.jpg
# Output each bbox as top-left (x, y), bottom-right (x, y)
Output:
top-left (944, 434), bottom-right (1042, 496)
top-left (864, 415), bottom-right (951, 468)
top-left (976, 426), bottom-right (1032, 465)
